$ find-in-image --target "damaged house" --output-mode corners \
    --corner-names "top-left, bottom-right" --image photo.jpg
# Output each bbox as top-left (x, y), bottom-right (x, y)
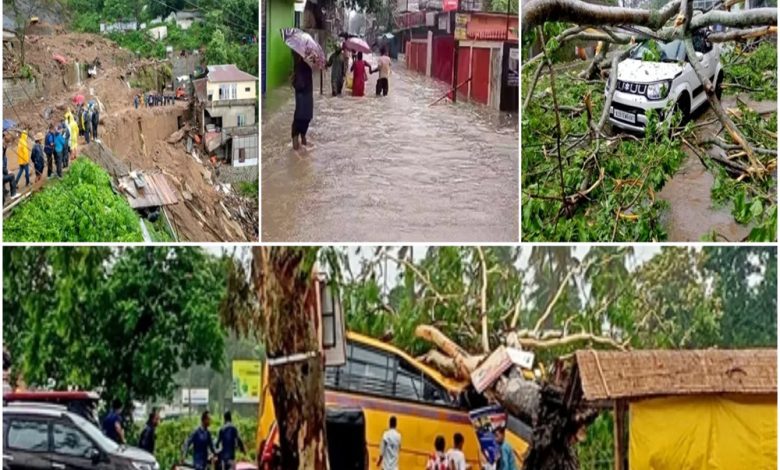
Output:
top-left (193, 64), bottom-right (258, 172)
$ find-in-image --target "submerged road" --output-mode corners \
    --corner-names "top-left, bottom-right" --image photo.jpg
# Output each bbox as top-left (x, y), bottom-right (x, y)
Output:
top-left (261, 61), bottom-right (518, 242)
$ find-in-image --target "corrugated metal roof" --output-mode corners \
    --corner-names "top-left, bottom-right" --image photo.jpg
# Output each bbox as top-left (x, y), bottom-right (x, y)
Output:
top-left (207, 64), bottom-right (257, 83)
top-left (576, 349), bottom-right (777, 401)
top-left (120, 172), bottom-right (178, 209)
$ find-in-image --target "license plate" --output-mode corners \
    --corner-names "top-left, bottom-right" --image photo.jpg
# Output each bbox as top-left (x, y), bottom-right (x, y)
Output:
top-left (613, 108), bottom-right (636, 123)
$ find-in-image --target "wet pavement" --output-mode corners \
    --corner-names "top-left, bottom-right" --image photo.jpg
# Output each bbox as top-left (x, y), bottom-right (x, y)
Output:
top-left (657, 95), bottom-right (775, 241)
top-left (261, 60), bottom-right (519, 242)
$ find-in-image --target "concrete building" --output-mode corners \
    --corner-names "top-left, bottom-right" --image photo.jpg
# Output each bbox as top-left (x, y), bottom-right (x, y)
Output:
top-left (166, 10), bottom-right (204, 30)
top-left (193, 65), bottom-right (258, 170)
top-left (147, 25), bottom-right (168, 40)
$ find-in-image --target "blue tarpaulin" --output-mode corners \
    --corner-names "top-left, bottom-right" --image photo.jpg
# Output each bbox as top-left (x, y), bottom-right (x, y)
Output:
top-left (3, 119), bottom-right (17, 131)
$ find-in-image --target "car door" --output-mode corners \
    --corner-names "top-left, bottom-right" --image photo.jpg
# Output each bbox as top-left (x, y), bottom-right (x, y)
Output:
top-left (4, 416), bottom-right (52, 470)
top-left (50, 420), bottom-right (104, 470)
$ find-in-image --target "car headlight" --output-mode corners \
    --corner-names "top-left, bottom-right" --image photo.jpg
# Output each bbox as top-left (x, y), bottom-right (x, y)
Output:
top-left (646, 81), bottom-right (671, 100)
top-left (131, 462), bottom-right (154, 470)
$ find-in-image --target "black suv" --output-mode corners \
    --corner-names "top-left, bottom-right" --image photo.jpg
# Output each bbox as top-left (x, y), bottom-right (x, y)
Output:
top-left (3, 403), bottom-right (159, 470)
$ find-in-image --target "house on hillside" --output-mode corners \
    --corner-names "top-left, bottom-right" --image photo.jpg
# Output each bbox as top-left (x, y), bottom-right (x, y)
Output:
top-left (192, 64), bottom-right (258, 171)
top-left (166, 10), bottom-right (204, 30)
top-left (574, 349), bottom-right (777, 470)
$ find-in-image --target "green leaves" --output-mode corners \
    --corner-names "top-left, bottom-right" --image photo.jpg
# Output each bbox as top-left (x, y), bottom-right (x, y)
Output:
top-left (3, 159), bottom-right (143, 242)
top-left (3, 247), bottom-right (228, 408)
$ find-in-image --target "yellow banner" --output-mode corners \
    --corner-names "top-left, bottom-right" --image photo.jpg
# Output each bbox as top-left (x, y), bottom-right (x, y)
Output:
top-left (232, 360), bottom-right (262, 403)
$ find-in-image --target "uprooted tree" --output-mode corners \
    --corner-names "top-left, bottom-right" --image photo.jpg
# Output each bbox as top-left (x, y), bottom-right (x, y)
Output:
top-left (521, 0), bottom-right (777, 241)
top-left (338, 246), bottom-right (776, 469)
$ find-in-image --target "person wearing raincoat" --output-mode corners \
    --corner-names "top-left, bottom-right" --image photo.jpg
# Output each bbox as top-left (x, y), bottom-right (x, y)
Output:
top-left (60, 120), bottom-right (70, 169)
top-left (91, 103), bottom-right (100, 141)
top-left (14, 130), bottom-right (31, 188)
top-left (67, 113), bottom-right (79, 160)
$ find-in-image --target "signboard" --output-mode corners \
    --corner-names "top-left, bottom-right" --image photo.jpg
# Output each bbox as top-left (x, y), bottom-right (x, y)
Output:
top-left (469, 405), bottom-right (507, 465)
top-left (407, 0), bottom-right (420, 11)
top-left (438, 13), bottom-right (449, 31)
top-left (443, 0), bottom-right (458, 11)
top-left (471, 346), bottom-right (534, 393)
top-left (506, 47), bottom-right (519, 87)
top-left (181, 388), bottom-right (209, 405)
top-left (460, 0), bottom-right (483, 11)
top-left (454, 14), bottom-right (469, 41)
top-left (232, 360), bottom-right (262, 403)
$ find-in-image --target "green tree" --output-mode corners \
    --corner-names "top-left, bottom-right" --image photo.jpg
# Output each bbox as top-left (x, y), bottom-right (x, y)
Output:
top-left (206, 29), bottom-right (229, 65)
top-left (3, 247), bottom-right (228, 414)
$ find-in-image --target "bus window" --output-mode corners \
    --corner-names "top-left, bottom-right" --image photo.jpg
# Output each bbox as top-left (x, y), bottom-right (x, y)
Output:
top-left (395, 361), bottom-right (423, 401)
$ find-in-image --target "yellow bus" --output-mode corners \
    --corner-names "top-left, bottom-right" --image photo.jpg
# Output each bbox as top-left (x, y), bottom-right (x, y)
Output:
top-left (257, 331), bottom-right (530, 468)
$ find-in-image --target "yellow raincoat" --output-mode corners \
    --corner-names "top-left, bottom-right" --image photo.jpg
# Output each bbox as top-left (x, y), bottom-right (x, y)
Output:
top-left (68, 116), bottom-right (78, 153)
top-left (16, 131), bottom-right (30, 165)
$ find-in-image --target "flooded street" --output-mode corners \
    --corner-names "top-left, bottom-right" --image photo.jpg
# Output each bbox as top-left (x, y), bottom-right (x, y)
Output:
top-left (261, 62), bottom-right (518, 242)
top-left (658, 95), bottom-right (775, 241)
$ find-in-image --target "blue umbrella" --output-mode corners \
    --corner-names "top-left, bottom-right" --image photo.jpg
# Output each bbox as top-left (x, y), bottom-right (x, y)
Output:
top-left (3, 119), bottom-right (16, 131)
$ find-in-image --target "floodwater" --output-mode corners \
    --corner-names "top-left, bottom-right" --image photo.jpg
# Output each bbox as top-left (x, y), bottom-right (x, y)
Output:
top-left (658, 95), bottom-right (775, 241)
top-left (261, 62), bottom-right (519, 242)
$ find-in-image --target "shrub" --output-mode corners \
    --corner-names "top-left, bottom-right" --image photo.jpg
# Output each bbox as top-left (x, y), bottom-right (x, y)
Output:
top-left (3, 158), bottom-right (143, 242)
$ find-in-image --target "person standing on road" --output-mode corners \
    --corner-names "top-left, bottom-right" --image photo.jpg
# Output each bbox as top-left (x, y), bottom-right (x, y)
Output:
top-left (216, 410), bottom-right (245, 470)
top-left (447, 433), bottom-right (469, 470)
top-left (426, 436), bottom-right (448, 470)
top-left (44, 124), bottom-right (56, 178)
top-left (14, 130), bottom-right (31, 189)
top-left (102, 399), bottom-right (126, 445)
top-left (351, 52), bottom-right (372, 97)
top-left (138, 408), bottom-right (160, 455)
top-left (371, 47), bottom-right (392, 97)
top-left (182, 410), bottom-right (217, 470)
top-left (3, 131), bottom-right (19, 201)
top-left (327, 44), bottom-right (348, 96)
top-left (291, 53), bottom-right (313, 151)
top-left (494, 427), bottom-right (516, 470)
top-left (377, 416), bottom-right (401, 470)
top-left (53, 126), bottom-right (66, 177)
top-left (31, 132), bottom-right (45, 183)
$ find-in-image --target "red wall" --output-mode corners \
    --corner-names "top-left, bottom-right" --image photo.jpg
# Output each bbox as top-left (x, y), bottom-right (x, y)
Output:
top-left (457, 47), bottom-right (471, 99)
top-left (431, 35), bottom-right (455, 84)
top-left (470, 48), bottom-right (491, 104)
top-left (406, 42), bottom-right (427, 75)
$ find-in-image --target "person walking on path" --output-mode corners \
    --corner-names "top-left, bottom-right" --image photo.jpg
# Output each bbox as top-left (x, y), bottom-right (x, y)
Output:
top-left (60, 121), bottom-right (70, 170)
top-left (447, 433), bottom-right (469, 470)
top-left (53, 127), bottom-right (66, 178)
top-left (216, 411), bottom-right (245, 470)
top-left (44, 124), bottom-right (55, 177)
top-left (91, 103), bottom-right (100, 141)
top-left (31, 132), bottom-right (45, 182)
top-left (372, 48), bottom-right (392, 96)
top-left (101, 399), bottom-right (126, 445)
top-left (83, 105), bottom-right (92, 144)
top-left (291, 53), bottom-right (313, 150)
top-left (14, 130), bottom-right (31, 188)
top-left (182, 411), bottom-right (217, 470)
top-left (327, 44), bottom-right (348, 96)
top-left (350, 52), bottom-right (372, 97)
top-left (495, 427), bottom-right (517, 470)
top-left (134, 94), bottom-right (139, 109)
top-left (138, 409), bottom-right (160, 454)
top-left (377, 416), bottom-right (401, 470)
top-left (3, 131), bottom-right (18, 201)
top-left (425, 436), bottom-right (448, 470)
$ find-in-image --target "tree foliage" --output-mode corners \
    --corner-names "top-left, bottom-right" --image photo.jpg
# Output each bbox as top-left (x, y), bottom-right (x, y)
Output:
top-left (3, 247), bottom-right (228, 412)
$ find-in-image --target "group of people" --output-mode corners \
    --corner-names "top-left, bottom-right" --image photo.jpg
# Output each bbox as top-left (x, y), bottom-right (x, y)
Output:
top-left (135, 92), bottom-right (176, 109)
top-left (377, 416), bottom-right (517, 470)
top-left (326, 45), bottom-right (392, 98)
top-left (2, 106), bottom-right (88, 202)
top-left (290, 41), bottom-right (393, 151)
top-left (101, 400), bottom-right (246, 470)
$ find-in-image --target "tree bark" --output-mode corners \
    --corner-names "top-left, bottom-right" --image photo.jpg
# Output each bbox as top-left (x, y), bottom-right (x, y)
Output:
top-left (522, 0), bottom-right (681, 34)
top-left (254, 247), bottom-right (329, 470)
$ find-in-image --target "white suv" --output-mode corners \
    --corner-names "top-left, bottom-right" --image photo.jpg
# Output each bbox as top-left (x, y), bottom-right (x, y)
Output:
top-left (608, 30), bottom-right (723, 132)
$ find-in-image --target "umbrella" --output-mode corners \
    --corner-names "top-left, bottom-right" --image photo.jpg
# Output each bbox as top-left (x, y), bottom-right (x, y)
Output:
top-left (72, 94), bottom-right (85, 105)
top-left (345, 37), bottom-right (371, 54)
top-left (3, 119), bottom-right (16, 131)
top-left (281, 28), bottom-right (326, 69)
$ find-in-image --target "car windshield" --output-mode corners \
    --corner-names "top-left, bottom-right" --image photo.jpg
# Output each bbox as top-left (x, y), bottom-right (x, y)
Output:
top-left (630, 39), bottom-right (685, 63)
top-left (69, 412), bottom-right (120, 453)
